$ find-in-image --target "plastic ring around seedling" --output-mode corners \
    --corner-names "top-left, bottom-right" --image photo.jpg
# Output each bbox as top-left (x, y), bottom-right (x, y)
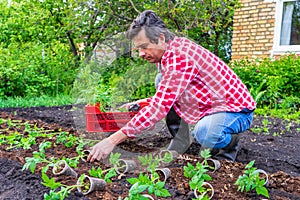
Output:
top-left (155, 168), bottom-right (171, 182)
top-left (194, 182), bottom-right (214, 199)
top-left (159, 150), bottom-right (179, 163)
top-left (52, 160), bottom-right (78, 178)
top-left (201, 158), bottom-right (221, 173)
top-left (115, 159), bottom-right (137, 174)
top-left (77, 175), bottom-right (106, 195)
top-left (252, 169), bottom-right (269, 186)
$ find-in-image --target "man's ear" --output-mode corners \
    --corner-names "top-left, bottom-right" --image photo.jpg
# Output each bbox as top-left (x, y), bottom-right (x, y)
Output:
top-left (159, 33), bottom-right (165, 44)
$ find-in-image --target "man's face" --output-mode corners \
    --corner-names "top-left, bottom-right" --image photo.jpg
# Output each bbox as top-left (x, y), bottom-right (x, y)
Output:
top-left (132, 29), bottom-right (166, 63)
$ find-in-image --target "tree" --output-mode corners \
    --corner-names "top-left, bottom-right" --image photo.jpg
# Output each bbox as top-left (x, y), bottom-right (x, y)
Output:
top-left (0, 0), bottom-right (238, 98)
top-left (130, 0), bottom-right (240, 62)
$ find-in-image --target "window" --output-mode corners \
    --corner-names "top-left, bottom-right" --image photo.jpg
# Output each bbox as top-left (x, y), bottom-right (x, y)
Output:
top-left (273, 0), bottom-right (300, 54)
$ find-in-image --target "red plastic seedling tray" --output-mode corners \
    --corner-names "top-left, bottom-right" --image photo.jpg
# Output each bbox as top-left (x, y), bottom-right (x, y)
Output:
top-left (85, 103), bottom-right (142, 132)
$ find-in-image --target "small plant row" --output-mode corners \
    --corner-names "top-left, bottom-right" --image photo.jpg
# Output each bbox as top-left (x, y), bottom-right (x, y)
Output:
top-left (0, 118), bottom-right (269, 199)
top-left (0, 117), bottom-right (100, 155)
top-left (22, 141), bottom-right (177, 200)
top-left (22, 143), bottom-right (270, 200)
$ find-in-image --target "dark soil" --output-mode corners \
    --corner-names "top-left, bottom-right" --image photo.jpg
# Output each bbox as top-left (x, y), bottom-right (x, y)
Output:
top-left (0, 104), bottom-right (300, 200)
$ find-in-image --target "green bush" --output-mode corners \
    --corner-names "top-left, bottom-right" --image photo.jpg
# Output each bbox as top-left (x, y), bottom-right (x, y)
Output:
top-left (0, 42), bottom-right (77, 98)
top-left (231, 54), bottom-right (300, 109)
top-left (109, 57), bottom-right (156, 103)
top-left (70, 61), bottom-right (102, 105)
top-left (71, 57), bottom-right (156, 109)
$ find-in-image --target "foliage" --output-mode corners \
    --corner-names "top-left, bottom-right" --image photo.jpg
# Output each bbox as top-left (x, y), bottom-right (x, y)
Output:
top-left (0, 0), bottom-right (237, 99)
top-left (125, 173), bottom-right (170, 199)
top-left (22, 141), bottom-right (58, 173)
top-left (71, 57), bottom-right (156, 107)
top-left (0, 42), bottom-right (76, 97)
top-left (56, 131), bottom-right (79, 148)
top-left (88, 153), bottom-right (120, 183)
top-left (0, 0), bottom-right (79, 97)
top-left (235, 160), bottom-right (269, 198)
top-left (199, 149), bottom-right (215, 171)
top-left (71, 61), bottom-right (105, 105)
top-left (137, 0), bottom-right (240, 62)
top-left (199, 149), bottom-right (212, 162)
top-left (184, 162), bottom-right (212, 189)
top-left (184, 149), bottom-right (214, 200)
top-left (231, 55), bottom-right (300, 109)
top-left (138, 152), bottom-right (173, 174)
top-left (22, 136), bottom-right (87, 173)
top-left (99, 57), bottom-right (156, 107)
top-left (42, 173), bottom-right (85, 200)
top-left (123, 152), bottom-right (173, 199)
top-left (0, 129), bottom-right (36, 150)
top-left (88, 166), bottom-right (116, 183)
top-left (254, 108), bottom-right (300, 120)
top-left (0, 120), bottom-right (60, 150)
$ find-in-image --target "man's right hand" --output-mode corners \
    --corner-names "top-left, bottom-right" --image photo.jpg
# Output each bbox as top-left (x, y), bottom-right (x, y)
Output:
top-left (87, 130), bottom-right (129, 163)
top-left (87, 138), bottom-right (115, 162)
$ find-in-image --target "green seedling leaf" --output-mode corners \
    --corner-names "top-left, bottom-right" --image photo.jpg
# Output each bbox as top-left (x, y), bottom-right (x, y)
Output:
top-left (184, 162), bottom-right (197, 178)
top-left (128, 182), bottom-right (148, 196)
top-left (245, 160), bottom-right (255, 169)
top-left (235, 160), bottom-right (269, 198)
top-left (88, 165), bottom-right (117, 183)
top-left (161, 151), bottom-right (173, 163)
top-left (109, 152), bottom-right (121, 166)
top-left (153, 181), bottom-right (171, 197)
top-left (56, 132), bottom-right (78, 148)
top-left (42, 165), bottom-right (49, 174)
top-left (184, 161), bottom-right (212, 192)
top-left (88, 166), bottom-right (103, 178)
top-left (200, 149), bottom-right (211, 160)
top-left (127, 177), bottom-right (139, 185)
top-left (44, 190), bottom-right (61, 200)
top-left (148, 184), bottom-right (155, 194)
top-left (256, 186), bottom-right (269, 198)
top-left (127, 152), bottom-right (172, 199)
top-left (39, 141), bottom-right (52, 154)
top-left (41, 172), bottom-right (62, 190)
top-left (76, 140), bottom-right (86, 155)
top-left (63, 157), bottom-right (79, 168)
top-left (22, 156), bottom-right (43, 173)
top-left (78, 174), bottom-right (86, 185)
top-left (104, 168), bottom-right (117, 183)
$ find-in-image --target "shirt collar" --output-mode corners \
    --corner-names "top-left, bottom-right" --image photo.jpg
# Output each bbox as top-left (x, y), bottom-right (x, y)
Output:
top-left (159, 36), bottom-right (177, 66)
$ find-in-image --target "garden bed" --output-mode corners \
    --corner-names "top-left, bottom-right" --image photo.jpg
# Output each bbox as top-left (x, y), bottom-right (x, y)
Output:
top-left (0, 105), bottom-right (300, 199)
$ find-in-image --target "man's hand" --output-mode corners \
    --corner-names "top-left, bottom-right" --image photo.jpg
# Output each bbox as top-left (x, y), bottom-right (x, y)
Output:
top-left (119, 101), bottom-right (139, 111)
top-left (87, 138), bottom-right (115, 162)
top-left (118, 98), bottom-right (149, 111)
top-left (87, 130), bottom-right (128, 162)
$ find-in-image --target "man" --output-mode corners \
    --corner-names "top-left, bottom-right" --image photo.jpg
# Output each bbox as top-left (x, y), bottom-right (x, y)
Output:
top-left (87, 10), bottom-right (256, 163)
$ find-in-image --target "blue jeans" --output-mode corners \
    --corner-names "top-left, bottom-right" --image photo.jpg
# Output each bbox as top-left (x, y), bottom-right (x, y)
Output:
top-left (191, 109), bottom-right (254, 149)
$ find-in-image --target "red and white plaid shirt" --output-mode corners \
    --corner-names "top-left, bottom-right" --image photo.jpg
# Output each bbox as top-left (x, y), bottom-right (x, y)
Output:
top-left (121, 37), bottom-right (256, 137)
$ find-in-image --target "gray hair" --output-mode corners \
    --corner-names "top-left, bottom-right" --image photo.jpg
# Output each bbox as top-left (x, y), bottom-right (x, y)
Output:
top-left (126, 10), bottom-right (175, 44)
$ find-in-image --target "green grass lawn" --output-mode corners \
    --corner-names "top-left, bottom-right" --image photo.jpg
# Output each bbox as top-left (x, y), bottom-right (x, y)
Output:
top-left (0, 94), bottom-right (74, 108)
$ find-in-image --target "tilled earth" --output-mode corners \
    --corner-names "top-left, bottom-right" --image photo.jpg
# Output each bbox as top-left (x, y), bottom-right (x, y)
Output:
top-left (0, 104), bottom-right (300, 200)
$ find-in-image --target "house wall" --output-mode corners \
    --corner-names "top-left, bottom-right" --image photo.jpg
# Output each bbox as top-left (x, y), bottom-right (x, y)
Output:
top-left (231, 0), bottom-right (276, 60)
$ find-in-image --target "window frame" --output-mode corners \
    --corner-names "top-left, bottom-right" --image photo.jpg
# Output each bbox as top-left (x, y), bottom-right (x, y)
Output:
top-left (272, 0), bottom-right (300, 54)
